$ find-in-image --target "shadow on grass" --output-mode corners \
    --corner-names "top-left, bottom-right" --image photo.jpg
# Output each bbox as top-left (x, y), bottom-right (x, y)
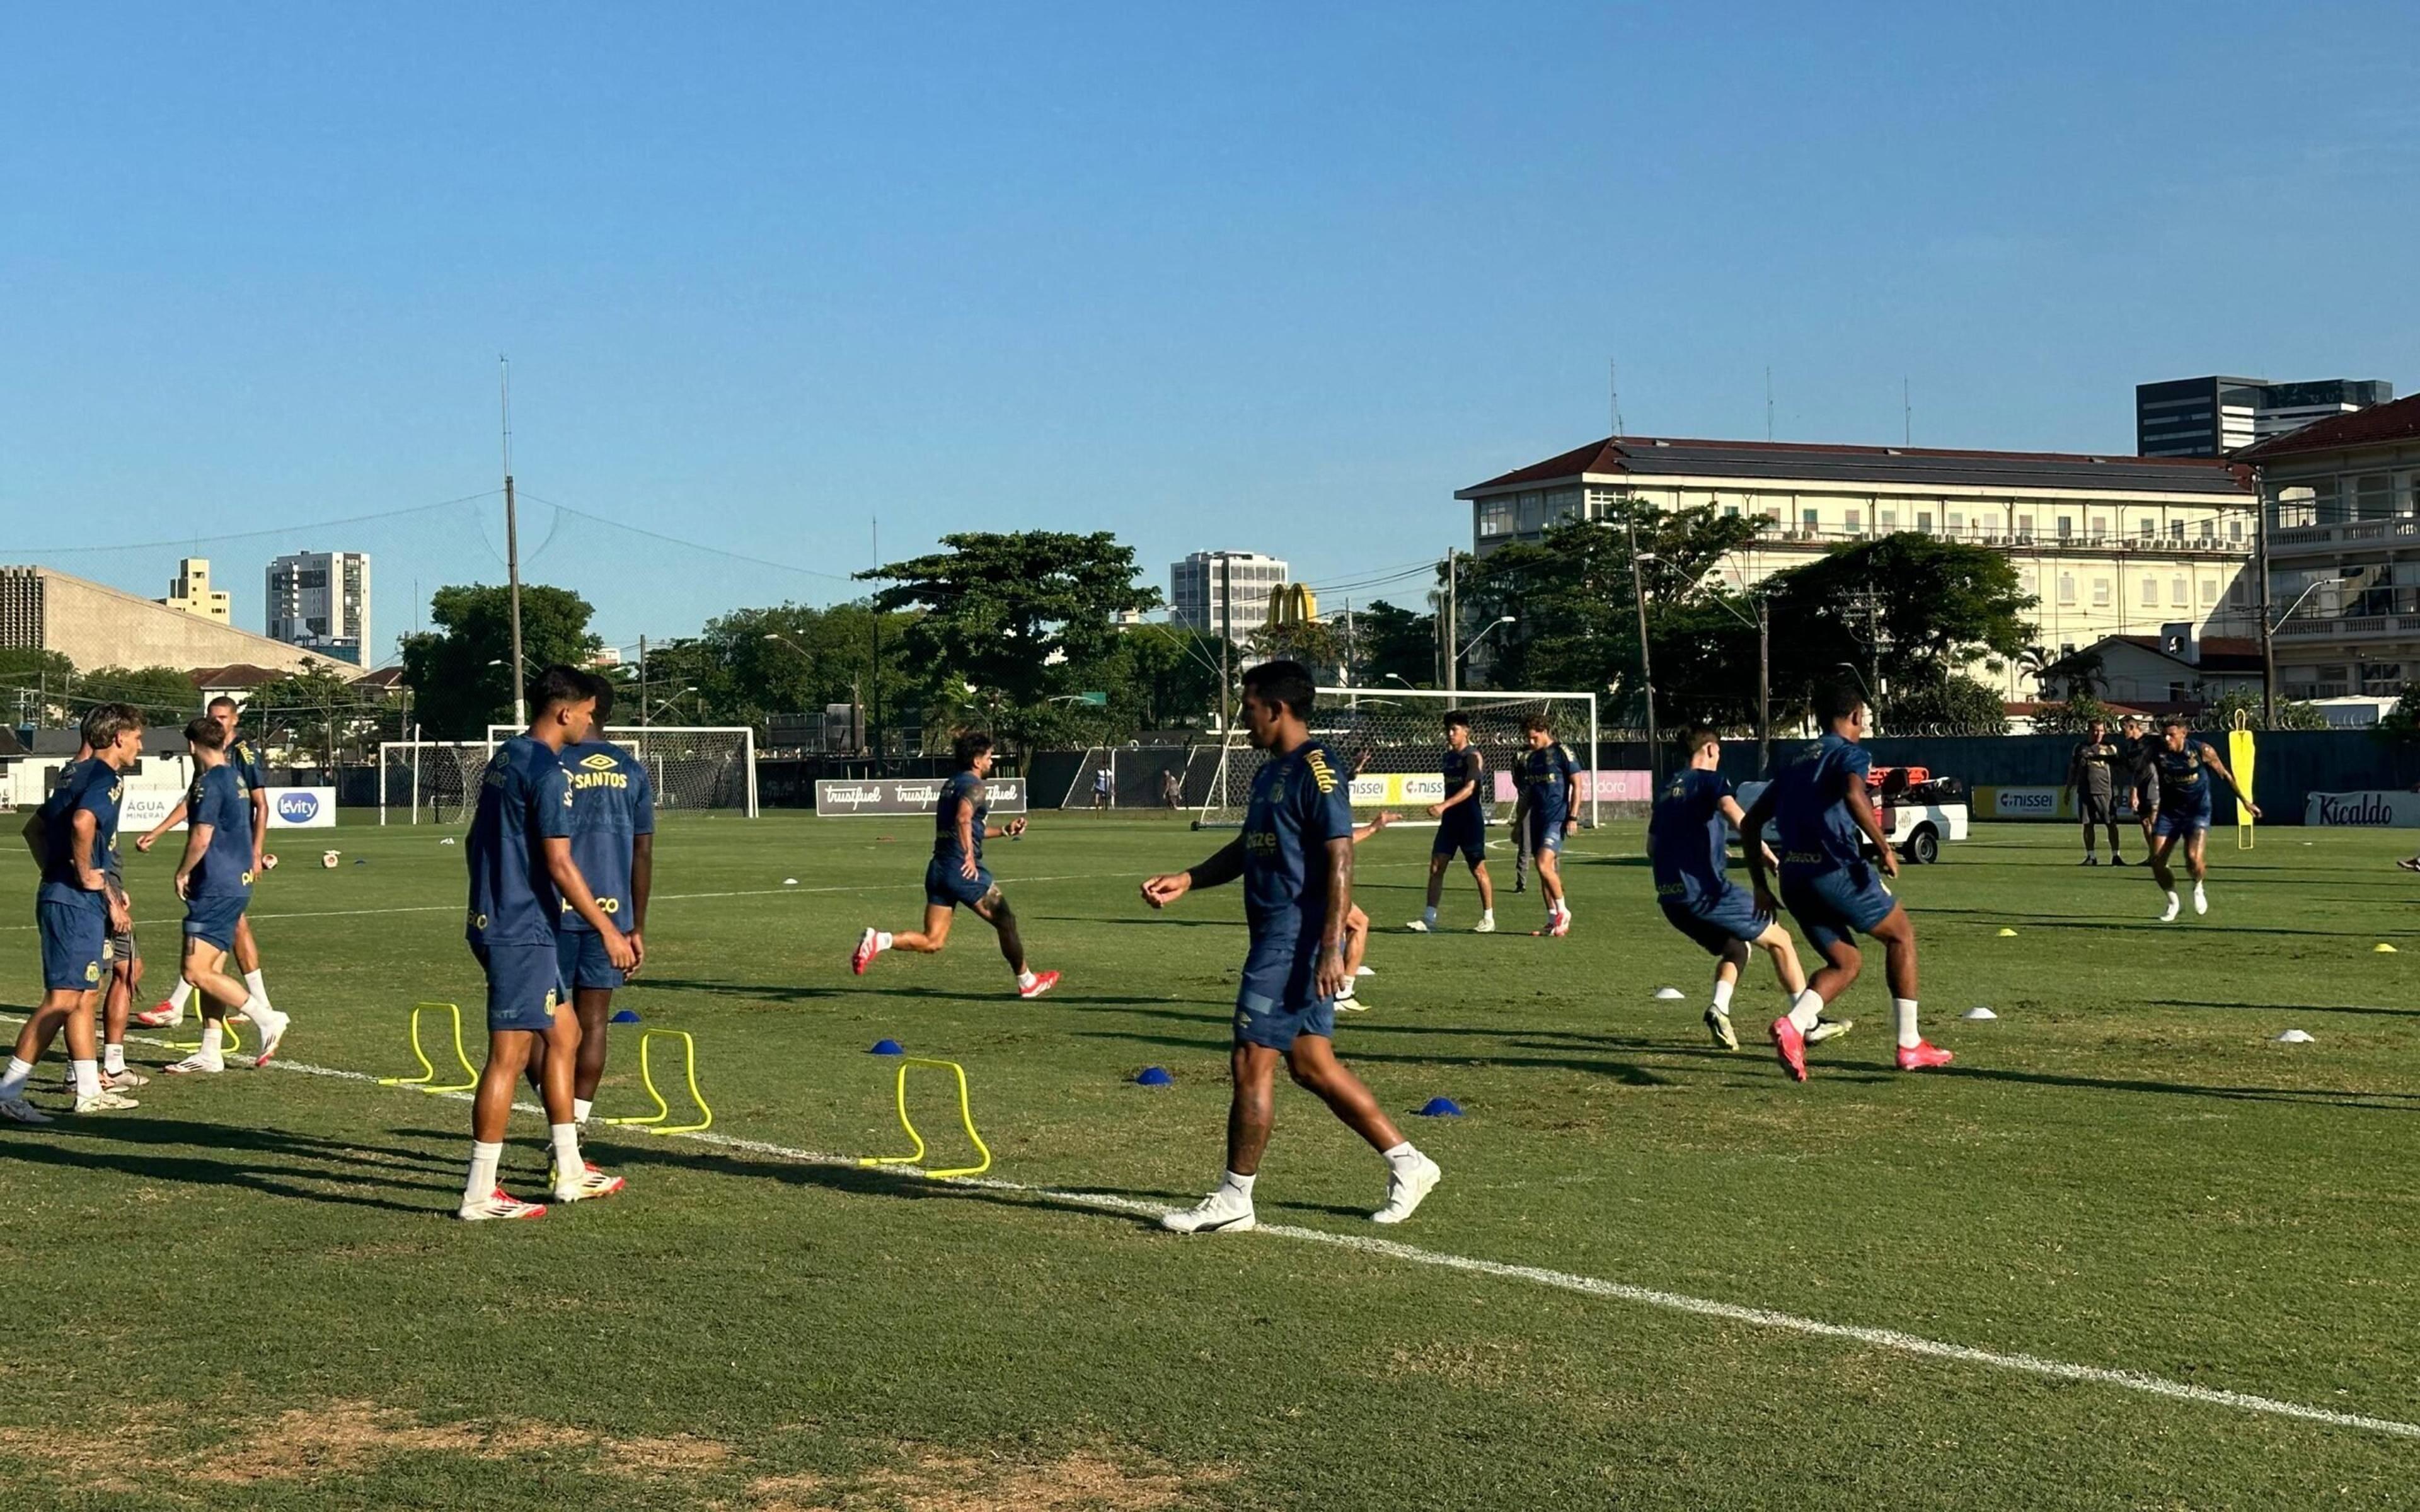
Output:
top-left (2149, 997), bottom-right (2420, 1021)
top-left (1937, 1063), bottom-right (2420, 1111)
top-left (0, 1116), bottom-right (454, 1213)
top-left (637, 976), bottom-right (1173, 1010)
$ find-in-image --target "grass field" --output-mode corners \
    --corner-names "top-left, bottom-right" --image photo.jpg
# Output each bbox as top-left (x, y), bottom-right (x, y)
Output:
top-left (3, 808), bottom-right (2417, 1509)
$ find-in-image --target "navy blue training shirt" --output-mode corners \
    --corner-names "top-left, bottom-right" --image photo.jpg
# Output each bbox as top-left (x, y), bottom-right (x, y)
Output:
top-left (1649, 767), bottom-right (1734, 905)
top-left (1772, 732), bottom-right (1874, 873)
top-left (2153, 740), bottom-right (2210, 806)
top-left (1242, 740), bottom-right (1354, 930)
top-left (933, 770), bottom-right (988, 866)
top-left (556, 738), bottom-right (655, 932)
top-left (1439, 743), bottom-right (1484, 822)
top-left (38, 758), bottom-right (122, 908)
top-left (464, 735), bottom-right (575, 947)
top-left (1521, 740), bottom-right (1579, 821)
top-left (186, 763), bottom-right (255, 900)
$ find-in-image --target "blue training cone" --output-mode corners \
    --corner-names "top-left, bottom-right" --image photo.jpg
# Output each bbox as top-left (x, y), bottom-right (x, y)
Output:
top-left (1134, 1066), bottom-right (1173, 1087)
top-left (1415, 1096), bottom-right (1464, 1118)
top-left (609, 1009), bottom-right (641, 1024)
top-left (870, 1038), bottom-right (906, 1056)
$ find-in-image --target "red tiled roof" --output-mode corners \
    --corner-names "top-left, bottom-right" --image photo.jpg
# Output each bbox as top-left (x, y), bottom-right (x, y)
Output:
top-left (350, 667), bottom-right (407, 690)
top-left (187, 664), bottom-right (287, 689)
top-left (2238, 391), bottom-right (2420, 462)
top-left (1461, 435), bottom-right (2247, 496)
top-left (2104, 634), bottom-right (2263, 673)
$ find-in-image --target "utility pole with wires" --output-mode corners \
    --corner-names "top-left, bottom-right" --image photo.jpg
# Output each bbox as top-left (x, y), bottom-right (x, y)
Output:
top-left (501, 357), bottom-right (527, 728)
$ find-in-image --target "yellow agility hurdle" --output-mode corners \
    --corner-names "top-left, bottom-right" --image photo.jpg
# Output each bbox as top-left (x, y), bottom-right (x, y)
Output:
top-left (599, 1028), bottom-right (712, 1136)
top-left (166, 1012), bottom-right (242, 1060)
top-left (2229, 711), bottom-right (2257, 851)
top-left (859, 1057), bottom-right (991, 1179)
top-left (378, 1001), bottom-right (476, 1092)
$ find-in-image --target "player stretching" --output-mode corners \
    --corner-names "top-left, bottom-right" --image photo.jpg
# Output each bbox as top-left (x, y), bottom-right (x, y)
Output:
top-left (2143, 716), bottom-right (2259, 922)
top-left (3, 703), bottom-right (145, 1121)
top-left (135, 696), bottom-right (279, 1031)
top-left (853, 732), bottom-right (1059, 999)
top-left (1742, 685), bottom-right (1952, 1082)
top-left (1649, 728), bottom-right (1812, 1052)
top-left (1516, 714), bottom-right (1579, 936)
top-left (2067, 717), bottom-right (2128, 866)
top-left (1146, 661), bottom-right (1440, 1232)
top-left (458, 667), bottom-right (634, 1221)
top-left (1408, 712), bottom-right (1494, 933)
top-left (164, 718), bottom-right (291, 1074)
top-left (534, 672), bottom-right (654, 1130)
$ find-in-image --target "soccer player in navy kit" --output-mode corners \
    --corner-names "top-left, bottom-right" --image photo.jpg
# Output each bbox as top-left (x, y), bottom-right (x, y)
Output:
top-left (136, 695), bottom-right (280, 1031)
top-left (1742, 685), bottom-right (1952, 1082)
top-left (536, 672), bottom-right (655, 1128)
top-left (458, 667), bottom-right (636, 1222)
top-left (853, 732), bottom-right (1059, 999)
top-left (1516, 714), bottom-right (1580, 936)
top-left (1145, 662), bottom-right (1439, 1234)
top-left (2143, 716), bottom-right (2259, 922)
top-left (3, 702), bottom-right (145, 1121)
top-left (1648, 728), bottom-right (1810, 1053)
top-left (1409, 711), bottom-right (1495, 933)
top-left (164, 717), bottom-right (291, 1075)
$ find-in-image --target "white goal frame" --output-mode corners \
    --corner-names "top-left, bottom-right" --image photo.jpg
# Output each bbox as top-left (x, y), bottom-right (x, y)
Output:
top-left (1194, 687), bottom-right (1600, 830)
top-left (377, 740), bottom-right (492, 826)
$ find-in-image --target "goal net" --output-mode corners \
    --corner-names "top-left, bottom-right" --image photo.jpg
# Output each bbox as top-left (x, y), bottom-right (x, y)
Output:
top-left (381, 726), bottom-right (759, 824)
top-left (1194, 689), bottom-right (1599, 830)
top-left (377, 742), bottom-right (490, 826)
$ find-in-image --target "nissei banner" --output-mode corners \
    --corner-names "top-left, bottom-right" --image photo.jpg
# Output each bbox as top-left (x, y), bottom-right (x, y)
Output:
top-left (266, 787), bottom-right (338, 829)
top-left (816, 777), bottom-right (1028, 817)
top-left (2305, 791), bottom-right (2420, 828)
top-left (1976, 786), bottom-right (2145, 822)
top-left (1353, 772), bottom-right (1447, 808)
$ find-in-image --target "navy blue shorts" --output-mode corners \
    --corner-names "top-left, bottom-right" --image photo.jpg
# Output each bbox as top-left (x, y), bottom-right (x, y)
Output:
top-left (1661, 888), bottom-right (1770, 956)
top-left (182, 894), bottom-right (248, 951)
top-left (925, 857), bottom-right (996, 910)
top-left (473, 941), bottom-right (565, 1034)
top-left (2153, 796), bottom-right (2213, 839)
top-left (1233, 917), bottom-right (1335, 1051)
top-left (1526, 806), bottom-right (1569, 857)
top-left (1432, 816), bottom-right (1485, 864)
top-left (38, 898), bottom-right (107, 993)
top-left (1780, 864), bottom-right (1899, 954)
top-left (556, 928), bottom-right (626, 992)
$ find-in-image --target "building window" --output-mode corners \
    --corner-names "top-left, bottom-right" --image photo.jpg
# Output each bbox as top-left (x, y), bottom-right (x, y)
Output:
top-left (2141, 578), bottom-right (2157, 607)
top-left (1479, 498), bottom-right (1515, 536)
top-left (2198, 519), bottom-right (2213, 541)
top-left (1946, 511), bottom-right (1963, 534)
top-left (1916, 510), bottom-right (1933, 532)
top-left (1879, 509), bottom-right (1896, 530)
top-left (2172, 577), bottom-right (2187, 607)
top-left (2016, 515), bottom-right (2034, 541)
top-left (1723, 503), bottom-right (1740, 517)
top-left (1518, 492), bottom-right (1545, 531)
top-left (1845, 509), bottom-right (1862, 532)
top-left (2229, 518), bottom-right (2244, 541)
top-left (2058, 574), bottom-right (2077, 605)
top-left (2201, 578), bottom-right (2217, 605)
top-left (2138, 517), bottom-right (2155, 538)
top-left (2092, 578), bottom-right (2111, 606)
top-left (2169, 520), bottom-right (2184, 541)
top-left (1802, 508), bottom-right (1819, 530)
top-left (2057, 515), bottom-right (2075, 540)
top-left (2231, 579), bottom-right (2250, 607)
top-left (2090, 516), bottom-right (2107, 536)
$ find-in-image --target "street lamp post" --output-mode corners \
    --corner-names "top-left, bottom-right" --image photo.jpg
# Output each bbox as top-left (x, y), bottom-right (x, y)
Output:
top-left (1631, 544), bottom-right (1659, 779)
top-left (1455, 614), bottom-right (1517, 677)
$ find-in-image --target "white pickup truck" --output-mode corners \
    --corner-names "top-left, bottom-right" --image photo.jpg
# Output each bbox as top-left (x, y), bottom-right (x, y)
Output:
top-left (1734, 769), bottom-right (1970, 865)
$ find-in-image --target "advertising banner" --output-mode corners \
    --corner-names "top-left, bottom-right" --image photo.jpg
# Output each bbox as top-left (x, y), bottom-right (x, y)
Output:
top-left (1484, 770), bottom-right (1655, 805)
top-left (2303, 791), bottom-right (2420, 828)
top-left (816, 777), bottom-right (1028, 817)
top-left (1974, 786), bottom-right (2146, 822)
top-left (117, 788), bottom-right (190, 834)
top-left (266, 787), bottom-right (339, 829)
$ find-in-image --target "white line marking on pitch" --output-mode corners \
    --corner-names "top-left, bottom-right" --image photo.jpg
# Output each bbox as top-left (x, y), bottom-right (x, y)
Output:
top-left (11, 1016), bottom-right (2415, 1443)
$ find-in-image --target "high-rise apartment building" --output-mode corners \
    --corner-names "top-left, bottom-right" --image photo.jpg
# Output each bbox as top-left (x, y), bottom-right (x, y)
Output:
top-left (265, 550), bottom-right (371, 665)
top-left (1170, 551), bottom-right (1289, 640)
top-left (2136, 376), bottom-right (2393, 458)
top-left (159, 558), bottom-right (231, 622)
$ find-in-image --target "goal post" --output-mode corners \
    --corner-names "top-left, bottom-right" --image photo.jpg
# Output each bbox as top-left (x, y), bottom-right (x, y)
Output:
top-left (377, 741), bottom-right (490, 826)
top-left (486, 724), bottom-right (759, 818)
top-left (1194, 688), bottom-right (1600, 830)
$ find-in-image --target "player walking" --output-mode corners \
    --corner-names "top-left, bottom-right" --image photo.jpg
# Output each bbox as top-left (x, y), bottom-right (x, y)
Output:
top-left (1408, 712), bottom-right (1494, 933)
top-left (1648, 728), bottom-right (1813, 1052)
top-left (2143, 717), bottom-right (2259, 922)
top-left (1146, 661), bottom-right (1439, 1232)
top-left (55, 726), bottom-right (146, 1094)
top-left (458, 667), bottom-right (634, 1221)
top-left (853, 732), bottom-right (1059, 999)
top-left (2067, 718), bottom-right (2128, 866)
top-left (3, 703), bottom-right (145, 1121)
top-left (1516, 714), bottom-right (1579, 936)
top-left (1741, 685), bottom-right (1953, 1082)
top-left (135, 696), bottom-right (279, 1031)
top-left (164, 717), bottom-right (291, 1074)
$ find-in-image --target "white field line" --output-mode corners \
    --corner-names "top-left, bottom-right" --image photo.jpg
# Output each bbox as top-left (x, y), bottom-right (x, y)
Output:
top-left (9, 1016), bottom-right (2417, 1443)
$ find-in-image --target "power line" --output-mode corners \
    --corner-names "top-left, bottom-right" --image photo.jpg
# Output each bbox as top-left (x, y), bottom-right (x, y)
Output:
top-left (516, 491), bottom-right (860, 584)
top-left (10, 491), bottom-right (502, 557)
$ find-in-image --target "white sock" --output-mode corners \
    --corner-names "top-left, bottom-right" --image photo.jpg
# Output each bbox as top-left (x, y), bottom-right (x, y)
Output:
top-left (572, 1097), bottom-right (594, 1127)
top-left (1787, 988), bottom-right (1824, 1033)
top-left (1480, 909), bottom-right (1495, 924)
top-left (2194, 881), bottom-right (2207, 897)
top-left (1017, 970), bottom-right (1037, 990)
top-left (551, 1123), bottom-right (584, 1183)
top-left (242, 994), bottom-right (276, 1021)
top-left (0, 1057), bottom-right (30, 1101)
top-left (1381, 1140), bottom-right (1422, 1172)
top-left (1220, 1169), bottom-right (1256, 1200)
top-left (1555, 899), bottom-right (1571, 918)
top-left (104, 1043), bottom-right (126, 1075)
top-left (874, 931), bottom-right (893, 951)
top-left (200, 1021), bottom-right (225, 1060)
top-left (243, 969), bottom-right (268, 1005)
top-left (2164, 890), bottom-right (2180, 908)
top-left (169, 980), bottom-right (195, 1012)
top-left (1711, 979), bottom-right (1736, 1012)
top-left (73, 1059), bottom-right (101, 1100)
top-left (464, 1140), bottom-right (504, 1205)
top-left (1893, 997), bottom-right (1921, 1050)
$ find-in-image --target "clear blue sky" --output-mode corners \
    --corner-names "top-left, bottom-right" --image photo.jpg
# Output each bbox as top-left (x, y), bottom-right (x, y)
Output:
top-left (5, 3), bottom-right (2416, 656)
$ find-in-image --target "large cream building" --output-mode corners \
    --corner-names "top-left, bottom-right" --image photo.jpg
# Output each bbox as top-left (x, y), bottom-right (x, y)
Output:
top-left (1456, 436), bottom-right (2258, 700)
top-left (1, 565), bottom-right (332, 676)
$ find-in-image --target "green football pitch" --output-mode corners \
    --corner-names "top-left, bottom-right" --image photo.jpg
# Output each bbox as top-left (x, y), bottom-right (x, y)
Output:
top-left (3, 810), bottom-right (2416, 1509)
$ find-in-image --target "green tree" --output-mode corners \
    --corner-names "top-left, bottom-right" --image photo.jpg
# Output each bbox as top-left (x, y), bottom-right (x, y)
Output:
top-left (241, 665), bottom-right (388, 765)
top-left (398, 583), bottom-right (600, 737)
top-left (1105, 624), bottom-right (1226, 731)
top-left (1349, 600), bottom-right (1436, 688)
top-left (1763, 534), bottom-right (2036, 703)
top-left (1879, 673), bottom-right (2008, 735)
top-left (2207, 686), bottom-right (2327, 731)
top-left (2027, 694), bottom-right (2123, 736)
top-left (642, 600), bottom-right (919, 738)
top-left (1247, 619), bottom-right (1344, 680)
top-left (859, 532), bottom-right (1159, 745)
top-left (75, 666), bottom-right (204, 720)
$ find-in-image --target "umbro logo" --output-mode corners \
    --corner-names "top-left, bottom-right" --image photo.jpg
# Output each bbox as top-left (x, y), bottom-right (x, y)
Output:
top-left (578, 753), bottom-right (619, 771)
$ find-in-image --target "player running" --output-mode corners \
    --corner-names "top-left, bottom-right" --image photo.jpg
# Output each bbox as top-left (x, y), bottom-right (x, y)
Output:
top-left (1741, 684), bottom-right (1952, 1082)
top-left (164, 717), bottom-right (291, 1074)
top-left (1146, 661), bottom-right (1440, 1233)
top-left (2067, 717), bottom-right (2128, 866)
top-left (2143, 716), bottom-right (2259, 922)
top-left (524, 673), bottom-right (654, 1130)
top-left (1648, 728), bottom-right (1812, 1052)
top-left (1516, 714), bottom-right (1579, 936)
top-left (135, 696), bottom-right (279, 1031)
top-left (853, 732), bottom-right (1059, 999)
top-left (3, 703), bottom-right (145, 1121)
top-left (1408, 711), bottom-right (1494, 933)
top-left (458, 667), bottom-right (635, 1222)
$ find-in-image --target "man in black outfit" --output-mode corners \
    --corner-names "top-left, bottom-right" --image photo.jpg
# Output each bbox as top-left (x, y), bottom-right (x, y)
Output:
top-left (2067, 717), bottom-right (2127, 866)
